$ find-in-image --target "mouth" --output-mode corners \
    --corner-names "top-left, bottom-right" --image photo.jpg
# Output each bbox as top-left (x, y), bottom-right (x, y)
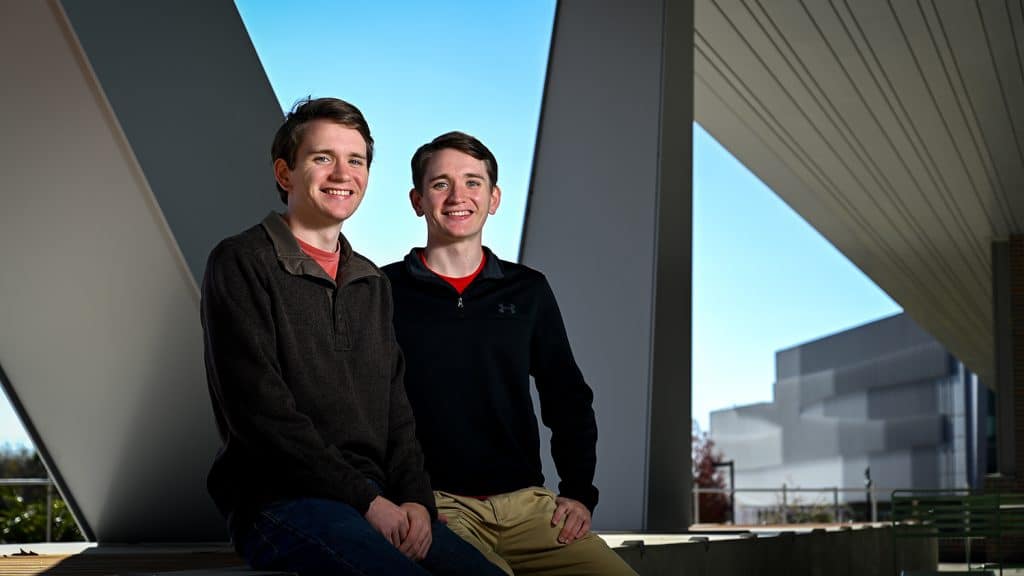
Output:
top-left (442, 209), bottom-right (473, 217)
top-left (322, 187), bottom-right (355, 197)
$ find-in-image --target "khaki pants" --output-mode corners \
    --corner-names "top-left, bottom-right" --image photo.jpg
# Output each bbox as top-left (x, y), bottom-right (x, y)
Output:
top-left (435, 487), bottom-right (638, 576)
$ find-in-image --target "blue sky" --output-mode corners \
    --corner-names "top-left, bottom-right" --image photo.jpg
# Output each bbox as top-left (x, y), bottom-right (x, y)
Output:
top-left (0, 1), bottom-right (902, 448)
top-left (232, 0), bottom-right (556, 264)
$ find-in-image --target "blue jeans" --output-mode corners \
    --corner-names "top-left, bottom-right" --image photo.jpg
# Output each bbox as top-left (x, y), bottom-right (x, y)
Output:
top-left (230, 498), bottom-right (507, 576)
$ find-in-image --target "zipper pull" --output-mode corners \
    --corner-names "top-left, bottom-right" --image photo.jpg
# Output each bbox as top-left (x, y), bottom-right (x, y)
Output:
top-left (457, 296), bottom-right (464, 310)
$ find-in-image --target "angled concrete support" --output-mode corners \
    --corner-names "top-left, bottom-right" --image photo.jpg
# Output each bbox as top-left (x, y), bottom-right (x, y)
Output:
top-left (0, 0), bottom-right (280, 541)
top-left (522, 0), bottom-right (694, 530)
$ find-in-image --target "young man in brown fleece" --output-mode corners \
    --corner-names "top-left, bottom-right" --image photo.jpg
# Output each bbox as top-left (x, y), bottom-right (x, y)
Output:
top-left (201, 98), bottom-right (505, 576)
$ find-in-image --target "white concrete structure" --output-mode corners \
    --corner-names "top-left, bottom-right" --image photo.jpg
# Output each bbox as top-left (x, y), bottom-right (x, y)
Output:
top-left (711, 314), bottom-right (986, 518)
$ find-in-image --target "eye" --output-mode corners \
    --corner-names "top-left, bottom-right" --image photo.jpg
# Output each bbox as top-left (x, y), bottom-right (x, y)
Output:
top-left (313, 155), bottom-right (332, 164)
top-left (431, 181), bottom-right (449, 191)
top-left (466, 179), bottom-right (482, 188)
top-left (348, 157), bottom-right (365, 167)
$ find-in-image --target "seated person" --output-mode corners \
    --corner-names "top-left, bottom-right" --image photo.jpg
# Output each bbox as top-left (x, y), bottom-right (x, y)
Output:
top-left (384, 131), bottom-right (638, 575)
top-left (201, 99), bottom-right (506, 576)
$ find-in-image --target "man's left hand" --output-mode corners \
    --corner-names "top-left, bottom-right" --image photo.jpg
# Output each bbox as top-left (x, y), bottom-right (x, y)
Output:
top-left (398, 502), bottom-right (433, 561)
top-left (551, 496), bottom-right (591, 545)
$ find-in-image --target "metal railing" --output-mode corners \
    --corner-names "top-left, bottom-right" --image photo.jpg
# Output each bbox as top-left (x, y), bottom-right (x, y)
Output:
top-left (692, 485), bottom-right (892, 524)
top-left (0, 478), bottom-right (56, 541)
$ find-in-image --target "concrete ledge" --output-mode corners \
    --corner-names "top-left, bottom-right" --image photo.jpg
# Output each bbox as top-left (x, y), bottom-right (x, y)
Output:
top-left (603, 524), bottom-right (936, 576)
top-left (0, 525), bottom-right (935, 575)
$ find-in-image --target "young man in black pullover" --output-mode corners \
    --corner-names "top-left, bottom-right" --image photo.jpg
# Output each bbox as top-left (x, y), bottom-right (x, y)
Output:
top-left (384, 132), bottom-right (637, 575)
top-left (201, 99), bottom-right (504, 576)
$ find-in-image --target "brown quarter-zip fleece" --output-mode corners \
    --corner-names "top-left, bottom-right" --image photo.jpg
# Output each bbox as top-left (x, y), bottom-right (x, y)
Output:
top-left (202, 212), bottom-right (434, 521)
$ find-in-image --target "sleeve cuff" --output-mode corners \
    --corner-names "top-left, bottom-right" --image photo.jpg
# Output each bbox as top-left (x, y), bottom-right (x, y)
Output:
top-left (558, 483), bottom-right (599, 513)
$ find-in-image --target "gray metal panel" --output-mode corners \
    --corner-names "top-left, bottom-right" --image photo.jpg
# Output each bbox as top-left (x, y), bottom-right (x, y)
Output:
top-left (0, 1), bottom-right (221, 541)
top-left (522, 0), bottom-right (692, 530)
top-left (777, 313), bottom-right (935, 379)
top-left (0, 0), bottom-right (281, 541)
top-left (60, 0), bottom-right (283, 283)
top-left (647, 0), bottom-right (695, 532)
top-left (868, 381), bottom-right (939, 420)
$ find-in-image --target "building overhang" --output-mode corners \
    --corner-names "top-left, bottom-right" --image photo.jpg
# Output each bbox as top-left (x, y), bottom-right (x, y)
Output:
top-left (694, 0), bottom-right (1024, 388)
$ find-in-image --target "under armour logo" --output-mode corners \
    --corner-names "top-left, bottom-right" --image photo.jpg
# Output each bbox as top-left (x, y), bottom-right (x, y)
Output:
top-left (497, 303), bottom-right (517, 315)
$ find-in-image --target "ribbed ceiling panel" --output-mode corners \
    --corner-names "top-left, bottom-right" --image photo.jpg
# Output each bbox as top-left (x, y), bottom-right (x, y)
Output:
top-left (695, 0), bottom-right (1024, 387)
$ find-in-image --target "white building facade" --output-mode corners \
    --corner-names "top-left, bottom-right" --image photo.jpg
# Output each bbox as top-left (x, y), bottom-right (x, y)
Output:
top-left (710, 313), bottom-right (991, 522)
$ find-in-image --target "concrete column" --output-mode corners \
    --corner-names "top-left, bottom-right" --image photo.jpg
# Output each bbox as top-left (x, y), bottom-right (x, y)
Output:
top-left (1009, 236), bottom-right (1024, 477)
top-left (988, 236), bottom-right (1024, 562)
top-left (994, 239), bottom-right (1015, 477)
top-left (992, 236), bottom-right (1024, 479)
top-left (521, 0), bottom-right (694, 530)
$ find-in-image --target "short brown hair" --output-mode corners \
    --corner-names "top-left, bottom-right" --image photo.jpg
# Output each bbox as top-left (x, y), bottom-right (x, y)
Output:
top-left (410, 131), bottom-right (497, 191)
top-left (271, 97), bottom-right (374, 203)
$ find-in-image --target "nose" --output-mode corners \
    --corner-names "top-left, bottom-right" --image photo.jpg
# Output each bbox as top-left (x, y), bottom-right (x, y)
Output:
top-left (447, 182), bottom-right (467, 202)
top-left (330, 160), bottom-right (353, 180)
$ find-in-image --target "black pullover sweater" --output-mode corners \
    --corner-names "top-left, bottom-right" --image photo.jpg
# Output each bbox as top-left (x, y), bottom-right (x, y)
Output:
top-left (202, 213), bottom-right (435, 521)
top-left (384, 248), bottom-right (600, 511)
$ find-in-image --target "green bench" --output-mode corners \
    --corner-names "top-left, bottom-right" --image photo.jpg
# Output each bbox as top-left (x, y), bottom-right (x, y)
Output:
top-left (891, 489), bottom-right (1024, 575)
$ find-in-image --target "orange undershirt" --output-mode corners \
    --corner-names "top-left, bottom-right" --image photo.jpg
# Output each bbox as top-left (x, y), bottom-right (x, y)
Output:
top-left (419, 250), bottom-right (486, 294)
top-left (296, 237), bottom-right (340, 279)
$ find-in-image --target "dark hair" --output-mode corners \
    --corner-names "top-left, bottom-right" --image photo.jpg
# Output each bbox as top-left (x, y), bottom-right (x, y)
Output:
top-left (271, 97), bottom-right (374, 203)
top-left (410, 131), bottom-right (498, 191)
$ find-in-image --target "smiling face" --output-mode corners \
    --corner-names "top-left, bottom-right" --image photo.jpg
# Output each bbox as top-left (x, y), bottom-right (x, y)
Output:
top-left (274, 119), bottom-right (369, 228)
top-left (411, 148), bottom-right (501, 247)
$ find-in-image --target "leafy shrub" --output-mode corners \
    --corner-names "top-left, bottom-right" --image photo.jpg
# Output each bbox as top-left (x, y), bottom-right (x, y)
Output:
top-left (0, 445), bottom-right (83, 543)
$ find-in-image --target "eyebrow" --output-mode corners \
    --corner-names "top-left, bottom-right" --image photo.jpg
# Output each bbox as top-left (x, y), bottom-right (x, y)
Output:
top-left (429, 172), bottom-right (487, 181)
top-left (307, 149), bottom-right (367, 160)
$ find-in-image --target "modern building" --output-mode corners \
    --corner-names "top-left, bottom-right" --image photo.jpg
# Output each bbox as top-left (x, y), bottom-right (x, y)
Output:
top-left (711, 313), bottom-right (993, 520)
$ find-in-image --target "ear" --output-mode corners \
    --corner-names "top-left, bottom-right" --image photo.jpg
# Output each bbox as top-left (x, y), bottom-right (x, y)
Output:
top-left (488, 185), bottom-right (501, 215)
top-left (273, 158), bottom-right (292, 194)
top-left (409, 188), bottom-right (424, 217)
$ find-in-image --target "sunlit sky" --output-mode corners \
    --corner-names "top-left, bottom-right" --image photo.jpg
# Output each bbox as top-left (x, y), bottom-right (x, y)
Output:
top-left (234, 0), bottom-right (556, 264)
top-left (0, 1), bottom-right (902, 448)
